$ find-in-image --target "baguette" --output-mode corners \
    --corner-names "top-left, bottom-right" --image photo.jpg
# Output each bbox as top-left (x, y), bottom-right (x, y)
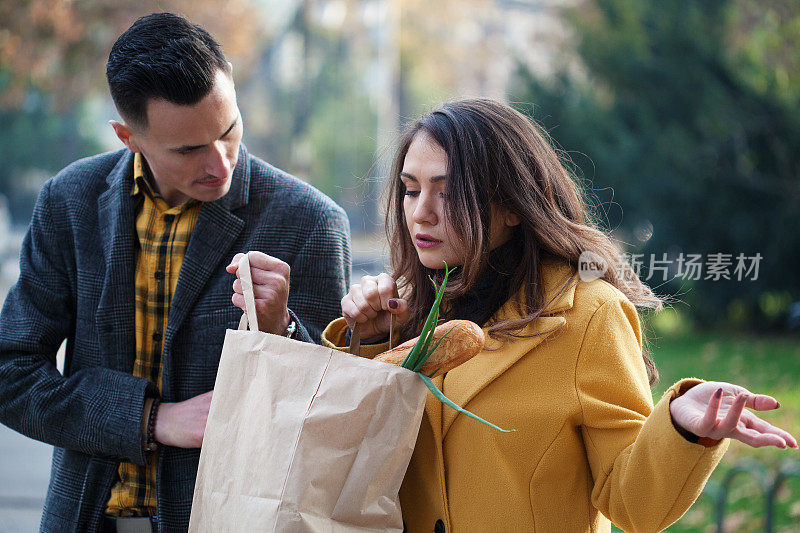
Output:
top-left (373, 319), bottom-right (484, 375)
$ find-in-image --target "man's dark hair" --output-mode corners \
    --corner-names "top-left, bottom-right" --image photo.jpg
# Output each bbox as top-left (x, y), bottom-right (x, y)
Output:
top-left (106, 13), bottom-right (229, 129)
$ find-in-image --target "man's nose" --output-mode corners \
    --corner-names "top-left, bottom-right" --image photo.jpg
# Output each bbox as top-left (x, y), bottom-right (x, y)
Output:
top-left (205, 141), bottom-right (231, 178)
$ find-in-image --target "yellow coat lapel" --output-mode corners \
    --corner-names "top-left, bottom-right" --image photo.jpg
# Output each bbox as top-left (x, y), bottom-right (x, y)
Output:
top-left (441, 315), bottom-right (566, 437)
top-left (424, 374), bottom-right (445, 443)
top-left (429, 260), bottom-right (578, 438)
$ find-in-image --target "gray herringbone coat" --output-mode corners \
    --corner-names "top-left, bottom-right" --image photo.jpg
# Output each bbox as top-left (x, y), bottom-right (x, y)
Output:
top-left (0, 147), bottom-right (351, 532)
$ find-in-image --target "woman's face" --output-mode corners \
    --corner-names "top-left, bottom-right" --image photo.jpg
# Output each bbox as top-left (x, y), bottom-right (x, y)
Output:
top-left (400, 131), bottom-right (518, 269)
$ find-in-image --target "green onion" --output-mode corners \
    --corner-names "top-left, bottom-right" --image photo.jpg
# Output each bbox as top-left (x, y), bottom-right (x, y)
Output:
top-left (402, 263), bottom-right (514, 433)
top-left (400, 265), bottom-right (450, 370)
top-left (418, 374), bottom-right (513, 433)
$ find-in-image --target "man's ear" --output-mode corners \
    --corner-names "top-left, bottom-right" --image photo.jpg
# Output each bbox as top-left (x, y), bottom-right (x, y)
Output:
top-left (109, 120), bottom-right (141, 152)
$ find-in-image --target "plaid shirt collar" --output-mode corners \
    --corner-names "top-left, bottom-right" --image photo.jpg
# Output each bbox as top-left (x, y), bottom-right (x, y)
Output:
top-left (131, 153), bottom-right (201, 211)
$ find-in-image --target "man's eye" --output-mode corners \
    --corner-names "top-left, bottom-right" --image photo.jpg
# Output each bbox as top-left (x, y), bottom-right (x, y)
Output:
top-left (176, 146), bottom-right (203, 155)
top-left (404, 190), bottom-right (420, 197)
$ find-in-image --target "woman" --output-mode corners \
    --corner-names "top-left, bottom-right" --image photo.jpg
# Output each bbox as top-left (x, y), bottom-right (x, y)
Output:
top-left (316, 99), bottom-right (797, 532)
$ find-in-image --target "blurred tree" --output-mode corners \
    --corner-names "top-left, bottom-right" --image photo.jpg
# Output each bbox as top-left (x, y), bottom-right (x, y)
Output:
top-left (0, 75), bottom-right (103, 222)
top-left (512, 0), bottom-right (800, 330)
top-left (0, 0), bottom-right (265, 224)
top-left (238, 0), bottom-right (504, 235)
top-left (237, 0), bottom-right (381, 233)
top-left (0, 0), bottom-right (264, 109)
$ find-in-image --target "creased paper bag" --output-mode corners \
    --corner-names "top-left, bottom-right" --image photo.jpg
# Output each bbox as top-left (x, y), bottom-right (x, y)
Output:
top-left (189, 253), bottom-right (427, 532)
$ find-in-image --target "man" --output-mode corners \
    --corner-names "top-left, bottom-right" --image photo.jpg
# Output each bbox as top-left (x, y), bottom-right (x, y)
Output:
top-left (0, 13), bottom-right (350, 532)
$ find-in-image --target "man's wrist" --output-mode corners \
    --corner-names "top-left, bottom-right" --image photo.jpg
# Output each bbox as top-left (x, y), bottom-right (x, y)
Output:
top-left (284, 318), bottom-right (297, 338)
top-left (280, 310), bottom-right (295, 337)
top-left (142, 398), bottom-right (154, 435)
top-left (142, 397), bottom-right (160, 453)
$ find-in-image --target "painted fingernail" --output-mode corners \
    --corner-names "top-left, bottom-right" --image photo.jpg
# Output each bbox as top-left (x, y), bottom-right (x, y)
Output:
top-left (714, 388), bottom-right (723, 399)
top-left (776, 402), bottom-right (781, 409)
top-left (388, 299), bottom-right (398, 309)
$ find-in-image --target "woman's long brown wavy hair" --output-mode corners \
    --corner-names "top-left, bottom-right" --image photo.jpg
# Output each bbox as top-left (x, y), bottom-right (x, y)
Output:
top-left (385, 98), bottom-right (663, 385)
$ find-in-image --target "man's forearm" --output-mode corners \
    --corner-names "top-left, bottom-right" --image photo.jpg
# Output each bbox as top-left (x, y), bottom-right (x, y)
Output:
top-left (0, 351), bottom-right (156, 465)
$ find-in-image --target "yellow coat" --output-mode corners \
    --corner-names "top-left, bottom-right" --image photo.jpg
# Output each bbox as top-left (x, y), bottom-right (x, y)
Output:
top-left (322, 260), bottom-right (728, 532)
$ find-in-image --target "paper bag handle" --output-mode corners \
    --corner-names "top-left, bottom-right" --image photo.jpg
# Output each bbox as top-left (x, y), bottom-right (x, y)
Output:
top-left (348, 323), bottom-right (361, 355)
top-left (236, 253), bottom-right (260, 332)
top-left (348, 315), bottom-right (394, 356)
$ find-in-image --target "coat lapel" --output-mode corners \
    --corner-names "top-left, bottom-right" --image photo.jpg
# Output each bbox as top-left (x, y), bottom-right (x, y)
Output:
top-left (440, 314), bottom-right (566, 437)
top-left (431, 260), bottom-right (579, 439)
top-left (95, 151), bottom-right (137, 372)
top-left (424, 374), bottom-right (445, 442)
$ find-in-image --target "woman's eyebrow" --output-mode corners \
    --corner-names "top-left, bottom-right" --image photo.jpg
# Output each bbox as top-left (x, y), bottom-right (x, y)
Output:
top-left (400, 172), bottom-right (446, 182)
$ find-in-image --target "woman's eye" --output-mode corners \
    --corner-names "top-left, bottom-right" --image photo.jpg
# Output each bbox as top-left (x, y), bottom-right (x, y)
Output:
top-left (404, 190), bottom-right (420, 197)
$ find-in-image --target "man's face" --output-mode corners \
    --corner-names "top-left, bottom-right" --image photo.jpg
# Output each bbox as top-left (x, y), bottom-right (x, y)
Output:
top-left (116, 68), bottom-right (243, 206)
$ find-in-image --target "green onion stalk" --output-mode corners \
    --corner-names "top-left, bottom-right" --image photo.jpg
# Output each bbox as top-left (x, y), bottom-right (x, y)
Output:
top-left (401, 264), bottom-right (513, 433)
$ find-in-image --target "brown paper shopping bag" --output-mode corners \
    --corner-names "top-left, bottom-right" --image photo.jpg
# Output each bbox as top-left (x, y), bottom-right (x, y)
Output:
top-left (189, 253), bottom-right (427, 532)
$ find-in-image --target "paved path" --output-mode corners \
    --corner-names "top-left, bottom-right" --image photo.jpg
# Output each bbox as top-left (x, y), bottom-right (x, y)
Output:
top-left (0, 424), bottom-right (50, 532)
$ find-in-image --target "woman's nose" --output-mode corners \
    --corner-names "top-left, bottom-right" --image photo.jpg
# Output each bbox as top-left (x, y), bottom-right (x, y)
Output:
top-left (413, 194), bottom-right (439, 225)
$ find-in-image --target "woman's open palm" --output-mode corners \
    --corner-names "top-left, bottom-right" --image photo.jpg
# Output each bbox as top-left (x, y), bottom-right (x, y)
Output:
top-left (670, 381), bottom-right (798, 449)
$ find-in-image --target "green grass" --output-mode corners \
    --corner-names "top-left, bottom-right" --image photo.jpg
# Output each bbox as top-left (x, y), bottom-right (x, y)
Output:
top-left (612, 330), bottom-right (800, 532)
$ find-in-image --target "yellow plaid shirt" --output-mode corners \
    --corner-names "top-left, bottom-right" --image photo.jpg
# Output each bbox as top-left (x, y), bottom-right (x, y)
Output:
top-left (106, 153), bottom-right (202, 516)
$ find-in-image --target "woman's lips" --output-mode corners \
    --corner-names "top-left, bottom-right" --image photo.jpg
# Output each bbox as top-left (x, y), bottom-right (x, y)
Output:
top-left (415, 234), bottom-right (442, 248)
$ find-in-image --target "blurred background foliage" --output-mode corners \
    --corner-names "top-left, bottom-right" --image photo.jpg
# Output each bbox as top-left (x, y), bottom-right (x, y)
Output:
top-left (0, 0), bottom-right (797, 331)
top-left (510, 0), bottom-right (800, 331)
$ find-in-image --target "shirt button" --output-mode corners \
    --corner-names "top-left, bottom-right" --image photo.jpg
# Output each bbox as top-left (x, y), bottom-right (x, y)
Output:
top-left (152, 331), bottom-right (162, 342)
top-left (434, 519), bottom-right (445, 533)
top-left (154, 271), bottom-right (164, 280)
